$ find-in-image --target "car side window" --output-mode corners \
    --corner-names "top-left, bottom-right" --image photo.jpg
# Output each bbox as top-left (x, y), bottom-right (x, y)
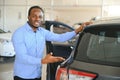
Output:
top-left (50, 24), bottom-right (72, 34)
top-left (50, 24), bottom-right (74, 46)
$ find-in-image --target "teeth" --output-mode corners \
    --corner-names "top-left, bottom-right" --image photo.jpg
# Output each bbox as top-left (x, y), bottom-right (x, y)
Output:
top-left (35, 22), bottom-right (39, 25)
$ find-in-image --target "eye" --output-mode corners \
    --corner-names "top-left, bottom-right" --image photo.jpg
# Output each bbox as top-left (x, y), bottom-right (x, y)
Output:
top-left (39, 15), bottom-right (43, 19)
top-left (32, 15), bottom-right (36, 18)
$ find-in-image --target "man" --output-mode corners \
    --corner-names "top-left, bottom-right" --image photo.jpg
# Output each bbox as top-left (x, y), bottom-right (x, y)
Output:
top-left (12, 5), bottom-right (91, 80)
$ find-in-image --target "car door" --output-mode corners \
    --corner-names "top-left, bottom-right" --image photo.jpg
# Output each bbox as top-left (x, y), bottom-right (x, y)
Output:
top-left (44, 21), bottom-right (76, 80)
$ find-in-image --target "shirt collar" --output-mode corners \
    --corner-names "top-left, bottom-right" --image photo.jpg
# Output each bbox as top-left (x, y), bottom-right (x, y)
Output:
top-left (25, 22), bottom-right (41, 32)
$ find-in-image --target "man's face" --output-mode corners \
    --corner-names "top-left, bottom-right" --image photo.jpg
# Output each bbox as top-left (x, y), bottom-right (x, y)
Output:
top-left (28, 8), bottom-right (44, 28)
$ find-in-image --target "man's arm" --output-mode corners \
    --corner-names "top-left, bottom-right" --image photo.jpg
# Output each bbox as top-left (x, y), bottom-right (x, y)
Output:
top-left (75, 22), bottom-right (93, 34)
top-left (41, 53), bottom-right (65, 64)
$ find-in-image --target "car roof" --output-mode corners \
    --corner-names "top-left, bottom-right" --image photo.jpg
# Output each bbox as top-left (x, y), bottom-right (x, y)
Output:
top-left (93, 17), bottom-right (120, 25)
top-left (85, 17), bottom-right (120, 29)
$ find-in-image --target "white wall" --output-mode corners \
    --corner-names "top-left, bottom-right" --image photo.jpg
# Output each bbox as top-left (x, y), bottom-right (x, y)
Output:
top-left (0, 6), bottom-right (4, 30)
top-left (0, 0), bottom-right (53, 32)
top-left (1, 0), bottom-right (118, 32)
top-left (52, 7), bottom-right (101, 26)
top-left (0, 0), bottom-right (28, 32)
top-left (4, 6), bottom-right (27, 32)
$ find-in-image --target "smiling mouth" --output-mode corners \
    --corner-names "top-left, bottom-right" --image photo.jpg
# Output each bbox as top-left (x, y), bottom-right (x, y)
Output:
top-left (35, 22), bottom-right (40, 25)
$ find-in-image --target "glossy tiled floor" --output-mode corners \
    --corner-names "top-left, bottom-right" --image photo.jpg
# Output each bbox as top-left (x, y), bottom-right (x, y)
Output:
top-left (0, 59), bottom-right (14, 80)
top-left (0, 49), bottom-right (47, 80)
top-left (0, 58), bottom-right (47, 80)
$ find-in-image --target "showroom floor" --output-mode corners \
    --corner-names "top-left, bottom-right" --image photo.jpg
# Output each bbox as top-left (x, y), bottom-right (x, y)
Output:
top-left (0, 58), bottom-right (14, 80)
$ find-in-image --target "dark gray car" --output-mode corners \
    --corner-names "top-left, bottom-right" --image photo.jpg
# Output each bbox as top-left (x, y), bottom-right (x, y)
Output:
top-left (56, 18), bottom-right (120, 80)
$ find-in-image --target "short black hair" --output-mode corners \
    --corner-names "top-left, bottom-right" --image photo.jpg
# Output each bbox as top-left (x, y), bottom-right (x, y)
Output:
top-left (28, 5), bottom-right (44, 16)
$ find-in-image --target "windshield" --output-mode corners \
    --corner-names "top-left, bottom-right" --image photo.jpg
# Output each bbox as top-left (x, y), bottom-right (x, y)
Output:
top-left (75, 25), bottom-right (120, 66)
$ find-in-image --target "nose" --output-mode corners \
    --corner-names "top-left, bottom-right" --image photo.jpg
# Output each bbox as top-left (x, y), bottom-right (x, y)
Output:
top-left (36, 16), bottom-right (40, 21)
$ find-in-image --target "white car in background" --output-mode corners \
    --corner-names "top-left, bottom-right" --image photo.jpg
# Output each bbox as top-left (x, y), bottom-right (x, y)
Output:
top-left (0, 29), bottom-right (15, 57)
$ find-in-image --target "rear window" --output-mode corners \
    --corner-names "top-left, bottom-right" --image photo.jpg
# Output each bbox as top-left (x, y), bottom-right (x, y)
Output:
top-left (75, 25), bottom-right (120, 67)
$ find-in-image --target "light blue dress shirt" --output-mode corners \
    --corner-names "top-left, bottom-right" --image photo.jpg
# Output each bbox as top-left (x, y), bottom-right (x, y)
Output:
top-left (12, 22), bottom-right (76, 79)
